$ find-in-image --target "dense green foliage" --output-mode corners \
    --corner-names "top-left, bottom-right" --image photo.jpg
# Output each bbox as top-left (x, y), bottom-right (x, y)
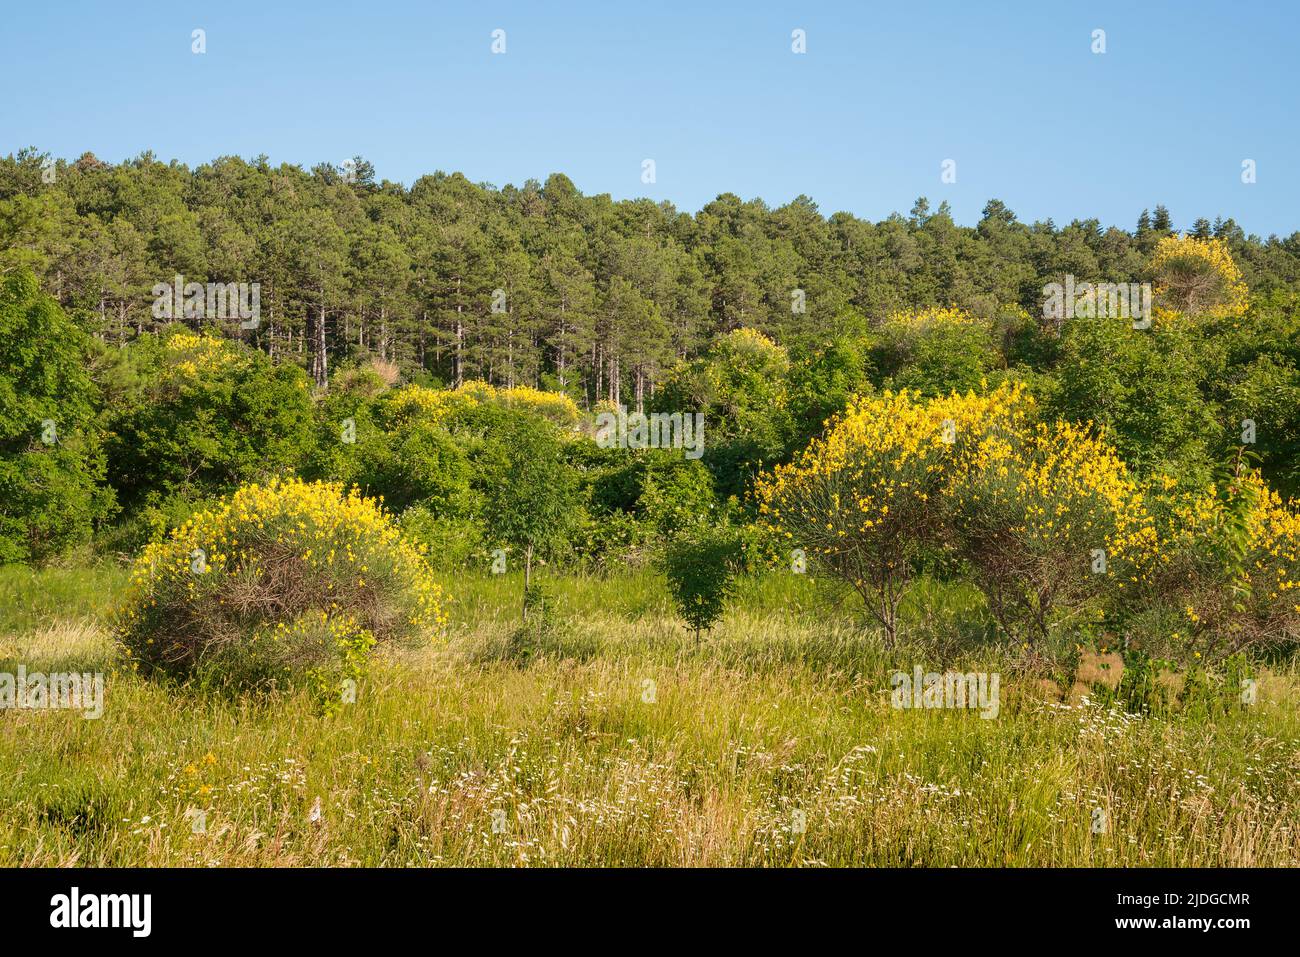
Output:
top-left (106, 330), bottom-right (316, 511)
top-left (0, 271), bottom-right (112, 563)
top-left (6, 149), bottom-right (1300, 663)
top-left (661, 526), bottom-right (743, 640)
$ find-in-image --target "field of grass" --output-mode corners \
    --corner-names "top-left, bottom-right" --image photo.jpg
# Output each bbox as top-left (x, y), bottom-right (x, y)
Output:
top-left (1, 565), bottom-right (1297, 867)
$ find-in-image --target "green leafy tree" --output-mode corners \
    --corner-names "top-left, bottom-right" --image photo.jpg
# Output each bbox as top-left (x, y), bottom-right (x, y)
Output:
top-left (652, 328), bottom-right (794, 499)
top-left (0, 270), bottom-right (113, 563)
top-left (106, 331), bottom-right (316, 511)
top-left (480, 412), bottom-right (582, 616)
top-left (1047, 317), bottom-right (1217, 484)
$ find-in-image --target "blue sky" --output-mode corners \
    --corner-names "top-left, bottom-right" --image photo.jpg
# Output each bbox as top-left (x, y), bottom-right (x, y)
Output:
top-left (3, 0), bottom-right (1297, 235)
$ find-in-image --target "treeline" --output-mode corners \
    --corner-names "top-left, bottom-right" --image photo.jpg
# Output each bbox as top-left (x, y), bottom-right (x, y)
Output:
top-left (5, 148), bottom-right (1300, 401)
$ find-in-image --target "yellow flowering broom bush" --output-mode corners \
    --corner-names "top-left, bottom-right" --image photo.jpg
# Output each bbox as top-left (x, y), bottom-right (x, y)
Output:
top-left (1141, 470), bottom-right (1300, 656)
top-left (115, 478), bottom-right (446, 693)
top-left (943, 421), bottom-right (1157, 645)
top-left (381, 379), bottom-right (581, 430)
top-left (1148, 234), bottom-right (1249, 318)
top-left (883, 305), bottom-right (987, 332)
top-left (755, 382), bottom-right (1033, 642)
top-left (160, 331), bottom-right (247, 379)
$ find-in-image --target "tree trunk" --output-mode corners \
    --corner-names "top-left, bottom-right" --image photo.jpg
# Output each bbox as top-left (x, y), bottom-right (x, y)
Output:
top-left (522, 544), bottom-right (533, 620)
top-left (454, 318), bottom-right (464, 387)
top-left (313, 302), bottom-right (329, 388)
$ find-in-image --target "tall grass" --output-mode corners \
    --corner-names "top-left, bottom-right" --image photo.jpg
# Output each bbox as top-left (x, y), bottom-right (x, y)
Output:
top-left (0, 564), bottom-right (127, 636)
top-left (0, 566), bottom-right (1296, 866)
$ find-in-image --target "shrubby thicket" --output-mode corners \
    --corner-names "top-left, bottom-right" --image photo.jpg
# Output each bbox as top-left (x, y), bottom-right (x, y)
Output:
top-left (4, 148), bottom-right (1300, 667)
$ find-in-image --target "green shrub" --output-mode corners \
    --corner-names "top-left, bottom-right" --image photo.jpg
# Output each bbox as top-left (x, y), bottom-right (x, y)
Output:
top-left (585, 447), bottom-right (718, 540)
top-left (570, 508), bottom-right (649, 570)
top-left (307, 386), bottom-right (477, 517)
top-left (786, 337), bottom-right (872, 452)
top-left (0, 443), bottom-right (112, 565)
top-left (399, 506), bottom-right (485, 572)
top-left (355, 417), bottom-right (473, 515)
top-left (652, 328), bottom-right (795, 500)
top-left (875, 308), bottom-right (997, 398)
top-left (1046, 317), bottom-right (1217, 484)
top-left (661, 526), bottom-right (742, 641)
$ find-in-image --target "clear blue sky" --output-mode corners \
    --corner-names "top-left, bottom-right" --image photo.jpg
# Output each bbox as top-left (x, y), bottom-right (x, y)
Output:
top-left (3, 0), bottom-right (1297, 235)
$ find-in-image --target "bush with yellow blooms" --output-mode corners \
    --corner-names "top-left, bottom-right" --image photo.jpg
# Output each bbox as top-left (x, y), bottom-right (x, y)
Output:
top-left (115, 478), bottom-right (446, 697)
top-left (1148, 234), bottom-right (1249, 318)
top-left (1140, 468), bottom-right (1300, 656)
top-left (381, 379), bottom-right (580, 430)
top-left (755, 381), bottom-right (1032, 642)
top-left (943, 420), bottom-right (1157, 645)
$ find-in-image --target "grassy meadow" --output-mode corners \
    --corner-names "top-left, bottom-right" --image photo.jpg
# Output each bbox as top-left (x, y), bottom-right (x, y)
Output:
top-left (2, 565), bottom-right (1297, 867)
